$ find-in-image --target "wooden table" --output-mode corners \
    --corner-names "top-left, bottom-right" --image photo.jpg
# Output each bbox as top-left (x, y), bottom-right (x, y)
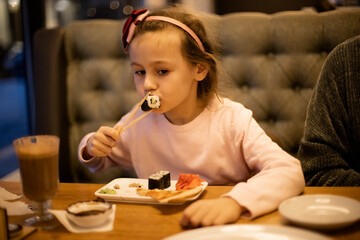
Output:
top-left (1, 181), bottom-right (359, 240)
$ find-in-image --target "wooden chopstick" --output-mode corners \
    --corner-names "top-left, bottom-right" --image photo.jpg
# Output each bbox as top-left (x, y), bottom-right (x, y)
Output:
top-left (118, 92), bottom-right (153, 134)
top-left (119, 110), bottom-right (153, 134)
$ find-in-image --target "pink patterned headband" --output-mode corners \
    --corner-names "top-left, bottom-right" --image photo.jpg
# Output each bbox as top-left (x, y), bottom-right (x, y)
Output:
top-left (122, 8), bottom-right (205, 52)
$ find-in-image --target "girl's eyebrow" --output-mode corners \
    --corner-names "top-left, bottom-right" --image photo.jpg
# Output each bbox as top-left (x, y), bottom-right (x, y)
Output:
top-left (130, 62), bottom-right (141, 67)
top-left (131, 60), bottom-right (171, 66)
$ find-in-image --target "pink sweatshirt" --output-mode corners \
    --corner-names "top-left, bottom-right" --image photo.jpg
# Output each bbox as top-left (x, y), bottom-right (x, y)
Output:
top-left (78, 98), bottom-right (305, 219)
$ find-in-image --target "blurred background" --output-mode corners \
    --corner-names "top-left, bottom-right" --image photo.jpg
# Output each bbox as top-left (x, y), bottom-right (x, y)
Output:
top-left (1, 0), bottom-right (359, 180)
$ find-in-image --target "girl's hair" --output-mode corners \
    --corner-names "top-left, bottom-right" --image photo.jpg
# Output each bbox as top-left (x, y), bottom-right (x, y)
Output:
top-left (132, 5), bottom-right (220, 107)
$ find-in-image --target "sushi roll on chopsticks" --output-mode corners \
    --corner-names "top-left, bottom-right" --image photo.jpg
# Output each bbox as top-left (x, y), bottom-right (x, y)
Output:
top-left (141, 95), bottom-right (161, 112)
top-left (118, 93), bottom-right (160, 134)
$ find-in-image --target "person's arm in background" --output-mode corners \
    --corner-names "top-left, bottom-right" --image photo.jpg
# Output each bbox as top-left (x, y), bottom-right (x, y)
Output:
top-left (297, 37), bottom-right (360, 186)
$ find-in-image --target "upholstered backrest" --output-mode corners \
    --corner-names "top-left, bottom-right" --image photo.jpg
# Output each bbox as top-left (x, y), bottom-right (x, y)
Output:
top-left (204, 10), bottom-right (360, 155)
top-left (33, 9), bottom-right (360, 182)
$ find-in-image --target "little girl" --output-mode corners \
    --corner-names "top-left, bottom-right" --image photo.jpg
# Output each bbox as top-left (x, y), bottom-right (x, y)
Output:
top-left (78, 6), bottom-right (305, 227)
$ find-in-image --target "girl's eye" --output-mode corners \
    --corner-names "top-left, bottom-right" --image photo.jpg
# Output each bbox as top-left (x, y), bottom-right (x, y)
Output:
top-left (157, 70), bottom-right (168, 75)
top-left (135, 70), bottom-right (146, 75)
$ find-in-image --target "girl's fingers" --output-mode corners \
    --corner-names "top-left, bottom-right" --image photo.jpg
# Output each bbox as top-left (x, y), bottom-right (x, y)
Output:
top-left (101, 135), bottom-right (117, 148)
top-left (89, 136), bottom-right (114, 157)
top-left (181, 200), bottom-right (211, 227)
top-left (199, 208), bottom-right (220, 227)
top-left (180, 198), bottom-right (243, 228)
top-left (104, 126), bottom-right (120, 140)
top-left (91, 147), bottom-right (109, 157)
top-left (93, 127), bottom-right (119, 148)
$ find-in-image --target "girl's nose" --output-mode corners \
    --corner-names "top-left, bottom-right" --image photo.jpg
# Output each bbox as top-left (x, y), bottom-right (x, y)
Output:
top-left (143, 74), bottom-right (157, 91)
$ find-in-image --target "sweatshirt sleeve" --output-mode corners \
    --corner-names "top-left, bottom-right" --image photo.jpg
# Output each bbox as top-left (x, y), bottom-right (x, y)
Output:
top-left (223, 116), bottom-right (305, 219)
top-left (297, 40), bottom-right (360, 186)
top-left (78, 132), bottom-right (109, 172)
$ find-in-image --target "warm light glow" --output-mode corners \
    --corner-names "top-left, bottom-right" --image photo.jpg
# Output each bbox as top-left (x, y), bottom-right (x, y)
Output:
top-left (54, 0), bottom-right (71, 12)
top-left (123, 5), bottom-right (133, 15)
top-left (87, 7), bottom-right (96, 17)
top-left (110, 1), bottom-right (120, 10)
top-left (8, 0), bottom-right (20, 12)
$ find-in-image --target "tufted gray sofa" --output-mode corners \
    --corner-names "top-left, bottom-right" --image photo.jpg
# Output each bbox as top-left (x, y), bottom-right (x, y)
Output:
top-left (32, 9), bottom-right (360, 183)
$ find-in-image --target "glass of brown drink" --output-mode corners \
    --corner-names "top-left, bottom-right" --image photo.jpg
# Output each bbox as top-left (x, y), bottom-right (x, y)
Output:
top-left (13, 135), bottom-right (59, 229)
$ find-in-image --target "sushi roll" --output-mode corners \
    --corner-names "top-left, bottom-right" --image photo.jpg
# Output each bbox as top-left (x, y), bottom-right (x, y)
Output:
top-left (141, 95), bottom-right (161, 112)
top-left (148, 171), bottom-right (171, 189)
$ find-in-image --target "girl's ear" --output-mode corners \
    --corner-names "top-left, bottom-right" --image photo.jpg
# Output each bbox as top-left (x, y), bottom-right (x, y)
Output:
top-left (194, 62), bottom-right (209, 82)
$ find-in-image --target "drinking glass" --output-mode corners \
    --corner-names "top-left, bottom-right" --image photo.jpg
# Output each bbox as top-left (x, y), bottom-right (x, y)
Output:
top-left (13, 135), bottom-right (60, 229)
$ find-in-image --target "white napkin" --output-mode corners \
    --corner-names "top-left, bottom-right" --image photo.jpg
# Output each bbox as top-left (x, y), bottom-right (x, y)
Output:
top-left (0, 186), bottom-right (34, 216)
top-left (48, 205), bottom-right (116, 233)
top-left (0, 186), bottom-right (22, 200)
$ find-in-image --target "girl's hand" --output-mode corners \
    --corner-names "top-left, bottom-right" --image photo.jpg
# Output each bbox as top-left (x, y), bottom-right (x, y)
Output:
top-left (180, 197), bottom-right (243, 228)
top-left (84, 126), bottom-right (120, 158)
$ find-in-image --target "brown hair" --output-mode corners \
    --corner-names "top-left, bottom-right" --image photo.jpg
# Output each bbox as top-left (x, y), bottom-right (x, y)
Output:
top-left (131, 5), bottom-right (220, 107)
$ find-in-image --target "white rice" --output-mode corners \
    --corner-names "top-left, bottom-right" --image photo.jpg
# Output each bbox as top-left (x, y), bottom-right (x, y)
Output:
top-left (147, 95), bottom-right (160, 109)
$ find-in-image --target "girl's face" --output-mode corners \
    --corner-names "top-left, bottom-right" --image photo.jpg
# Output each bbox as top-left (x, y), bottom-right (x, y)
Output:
top-left (129, 29), bottom-right (208, 125)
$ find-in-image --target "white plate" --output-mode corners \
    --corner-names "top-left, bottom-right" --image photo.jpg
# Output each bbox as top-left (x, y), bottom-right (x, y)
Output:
top-left (279, 194), bottom-right (360, 230)
top-left (95, 178), bottom-right (208, 205)
top-left (162, 224), bottom-right (331, 240)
